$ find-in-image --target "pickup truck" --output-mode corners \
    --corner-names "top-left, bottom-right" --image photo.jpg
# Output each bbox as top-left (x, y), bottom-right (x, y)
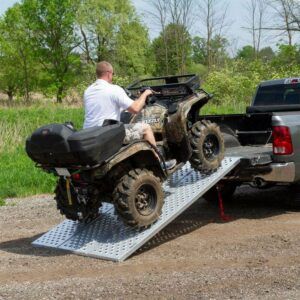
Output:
top-left (201, 77), bottom-right (300, 202)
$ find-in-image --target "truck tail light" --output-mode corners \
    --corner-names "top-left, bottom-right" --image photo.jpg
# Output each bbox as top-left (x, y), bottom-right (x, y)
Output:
top-left (71, 173), bottom-right (81, 181)
top-left (284, 78), bottom-right (300, 84)
top-left (272, 126), bottom-right (293, 155)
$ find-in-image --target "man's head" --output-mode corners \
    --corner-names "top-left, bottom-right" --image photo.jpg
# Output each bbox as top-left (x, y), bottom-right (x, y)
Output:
top-left (96, 61), bottom-right (114, 83)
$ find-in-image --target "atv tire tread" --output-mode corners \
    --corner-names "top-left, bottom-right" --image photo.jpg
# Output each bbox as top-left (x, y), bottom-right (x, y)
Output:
top-left (54, 178), bottom-right (100, 223)
top-left (189, 120), bottom-right (225, 173)
top-left (113, 169), bottom-right (164, 229)
top-left (55, 181), bottom-right (79, 221)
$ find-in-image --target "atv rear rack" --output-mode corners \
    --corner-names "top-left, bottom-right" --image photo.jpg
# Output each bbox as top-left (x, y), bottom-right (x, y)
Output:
top-left (32, 157), bottom-right (240, 262)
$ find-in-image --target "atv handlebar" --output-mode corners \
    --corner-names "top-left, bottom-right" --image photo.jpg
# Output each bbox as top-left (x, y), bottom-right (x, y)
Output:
top-left (140, 87), bottom-right (161, 95)
top-left (140, 87), bottom-right (161, 105)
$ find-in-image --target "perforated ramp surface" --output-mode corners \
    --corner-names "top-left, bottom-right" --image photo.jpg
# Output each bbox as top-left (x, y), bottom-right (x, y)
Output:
top-left (32, 157), bottom-right (240, 261)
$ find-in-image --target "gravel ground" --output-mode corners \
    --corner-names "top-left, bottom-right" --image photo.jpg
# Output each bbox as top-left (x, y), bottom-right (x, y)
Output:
top-left (0, 186), bottom-right (300, 299)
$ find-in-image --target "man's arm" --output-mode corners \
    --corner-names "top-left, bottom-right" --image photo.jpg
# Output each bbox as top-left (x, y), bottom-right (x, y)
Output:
top-left (127, 89), bottom-right (153, 114)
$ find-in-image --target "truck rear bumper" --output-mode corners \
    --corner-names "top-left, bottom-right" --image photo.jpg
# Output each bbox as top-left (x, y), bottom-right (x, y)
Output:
top-left (225, 147), bottom-right (295, 184)
top-left (254, 162), bottom-right (295, 183)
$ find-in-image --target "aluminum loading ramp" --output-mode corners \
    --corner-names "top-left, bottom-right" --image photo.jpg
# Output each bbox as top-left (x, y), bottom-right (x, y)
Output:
top-left (32, 157), bottom-right (240, 262)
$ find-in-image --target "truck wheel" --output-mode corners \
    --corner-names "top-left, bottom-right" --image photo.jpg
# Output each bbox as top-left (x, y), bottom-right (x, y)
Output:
top-left (203, 183), bottom-right (238, 205)
top-left (54, 178), bottom-right (100, 223)
top-left (113, 169), bottom-right (164, 229)
top-left (189, 120), bottom-right (225, 173)
top-left (223, 132), bottom-right (240, 148)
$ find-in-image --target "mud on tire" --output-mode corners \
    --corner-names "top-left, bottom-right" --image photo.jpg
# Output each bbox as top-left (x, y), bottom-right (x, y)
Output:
top-left (54, 178), bottom-right (100, 223)
top-left (189, 120), bottom-right (225, 173)
top-left (113, 169), bottom-right (164, 229)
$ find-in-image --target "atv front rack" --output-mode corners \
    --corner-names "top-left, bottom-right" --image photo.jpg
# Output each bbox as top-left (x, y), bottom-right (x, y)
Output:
top-left (127, 74), bottom-right (200, 98)
top-left (32, 157), bottom-right (240, 262)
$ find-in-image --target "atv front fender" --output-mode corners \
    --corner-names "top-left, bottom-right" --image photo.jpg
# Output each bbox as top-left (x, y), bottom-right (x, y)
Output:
top-left (166, 92), bottom-right (209, 144)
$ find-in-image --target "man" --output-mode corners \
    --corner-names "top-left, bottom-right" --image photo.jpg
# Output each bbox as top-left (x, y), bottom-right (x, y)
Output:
top-left (83, 61), bottom-right (176, 170)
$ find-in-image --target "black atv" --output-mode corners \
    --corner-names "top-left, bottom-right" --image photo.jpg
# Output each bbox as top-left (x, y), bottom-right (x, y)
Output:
top-left (26, 74), bottom-right (224, 228)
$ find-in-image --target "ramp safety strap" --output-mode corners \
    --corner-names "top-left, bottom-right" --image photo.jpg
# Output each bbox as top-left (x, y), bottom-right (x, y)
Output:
top-left (66, 177), bottom-right (73, 206)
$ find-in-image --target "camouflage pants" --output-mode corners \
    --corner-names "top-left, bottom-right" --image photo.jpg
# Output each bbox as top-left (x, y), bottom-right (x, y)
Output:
top-left (123, 123), bottom-right (147, 144)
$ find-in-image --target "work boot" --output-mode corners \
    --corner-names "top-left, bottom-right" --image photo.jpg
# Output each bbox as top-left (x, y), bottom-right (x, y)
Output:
top-left (156, 146), bottom-right (176, 170)
top-left (161, 159), bottom-right (177, 170)
top-left (156, 146), bottom-right (177, 170)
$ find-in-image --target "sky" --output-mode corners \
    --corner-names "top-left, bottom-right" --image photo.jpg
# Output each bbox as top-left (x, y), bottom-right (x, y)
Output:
top-left (132, 0), bottom-right (252, 54)
top-left (0, 0), bottom-right (293, 53)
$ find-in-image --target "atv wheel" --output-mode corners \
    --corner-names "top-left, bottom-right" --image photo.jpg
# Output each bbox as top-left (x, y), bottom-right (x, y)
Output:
top-left (203, 183), bottom-right (238, 205)
top-left (113, 169), bottom-right (164, 229)
top-left (54, 178), bottom-right (100, 223)
top-left (189, 120), bottom-right (225, 173)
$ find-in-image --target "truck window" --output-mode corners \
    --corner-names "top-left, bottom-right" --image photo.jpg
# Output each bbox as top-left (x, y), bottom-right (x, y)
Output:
top-left (254, 84), bottom-right (300, 106)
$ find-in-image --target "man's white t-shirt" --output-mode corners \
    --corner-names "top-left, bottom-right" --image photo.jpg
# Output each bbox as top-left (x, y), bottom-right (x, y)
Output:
top-left (83, 79), bottom-right (134, 128)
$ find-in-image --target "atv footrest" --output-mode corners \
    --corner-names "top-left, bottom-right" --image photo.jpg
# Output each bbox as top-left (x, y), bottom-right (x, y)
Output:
top-left (32, 157), bottom-right (240, 261)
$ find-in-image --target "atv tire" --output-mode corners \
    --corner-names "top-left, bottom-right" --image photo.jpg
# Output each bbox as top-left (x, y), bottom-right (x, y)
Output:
top-left (189, 120), bottom-right (225, 173)
top-left (54, 178), bottom-right (100, 223)
top-left (113, 169), bottom-right (164, 229)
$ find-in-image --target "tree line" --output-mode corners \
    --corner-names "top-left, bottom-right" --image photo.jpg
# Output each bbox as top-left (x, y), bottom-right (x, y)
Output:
top-left (0, 0), bottom-right (300, 103)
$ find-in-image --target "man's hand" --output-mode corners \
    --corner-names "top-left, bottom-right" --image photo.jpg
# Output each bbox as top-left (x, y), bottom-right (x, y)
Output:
top-left (141, 89), bottom-right (153, 98)
top-left (128, 89), bottom-right (153, 114)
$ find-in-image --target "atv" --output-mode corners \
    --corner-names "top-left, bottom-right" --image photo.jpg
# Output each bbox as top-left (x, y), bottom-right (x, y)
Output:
top-left (26, 74), bottom-right (224, 229)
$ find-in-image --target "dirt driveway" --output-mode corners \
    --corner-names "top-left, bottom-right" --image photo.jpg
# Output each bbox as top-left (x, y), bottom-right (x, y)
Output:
top-left (0, 186), bottom-right (300, 299)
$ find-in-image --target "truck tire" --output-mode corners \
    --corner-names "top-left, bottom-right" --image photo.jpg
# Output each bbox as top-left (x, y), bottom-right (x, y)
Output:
top-left (189, 120), bottom-right (225, 173)
top-left (223, 132), bottom-right (240, 148)
top-left (113, 169), bottom-right (164, 229)
top-left (203, 183), bottom-right (238, 205)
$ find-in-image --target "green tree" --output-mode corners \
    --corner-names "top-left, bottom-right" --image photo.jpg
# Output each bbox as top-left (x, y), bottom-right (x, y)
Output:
top-left (192, 36), bottom-right (206, 64)
top-left (0, 55), bottom-right (18, 102)
top-left (272, 44), bottom-right (300, 67)
top-left (78, 0), bottom-right (127, 63)
top-left (22, 0), bottom-right (81, 103)
top-left (0, 4), bottom-right (36, 101)
top-left (114, 20), bottom-right (153, 77)
top-left (152, 23), bottom-right (192, 75)
top-left (236, 45), bottom-right (256, 60)
top-left (209, 35), bottom-right (229, 67)
top-left (192, 35), bottom-right (229, 68)
top-left (236, 45), bottom-right (275, 63)
top-left (259, 47), bottom-right (275, 62)
top-left (77, 0), bottom-right (150, 78)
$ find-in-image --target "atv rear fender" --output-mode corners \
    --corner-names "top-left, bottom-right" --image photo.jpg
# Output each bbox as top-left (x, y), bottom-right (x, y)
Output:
top-left (93, 141), bottom-right (167, 180)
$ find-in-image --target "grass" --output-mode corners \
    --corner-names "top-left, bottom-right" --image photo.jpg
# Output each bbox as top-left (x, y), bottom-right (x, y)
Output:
top-left (202, 101), bottom-right (247, 115)
top-left (0, 102), bottom-right (242, 205)
top-left (0, 105), bottom-right (83, 204)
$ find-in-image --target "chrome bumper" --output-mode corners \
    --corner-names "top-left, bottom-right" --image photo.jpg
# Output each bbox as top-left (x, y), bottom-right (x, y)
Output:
top-left (255, 162), bottom-right (295, 183)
